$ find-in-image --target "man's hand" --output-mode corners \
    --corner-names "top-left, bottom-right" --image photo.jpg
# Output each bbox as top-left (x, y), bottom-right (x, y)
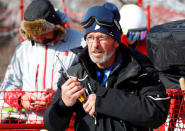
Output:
top-left (61, 77), bottom-right (85, 107)
top-left (21, 89), bottom-right (55, 110)
top-left (21, 94), bottom-right (37, 110)
top-left (34, 89), bottom-right (55, 109)
top-left (83, 94), bottom-right (96, 116)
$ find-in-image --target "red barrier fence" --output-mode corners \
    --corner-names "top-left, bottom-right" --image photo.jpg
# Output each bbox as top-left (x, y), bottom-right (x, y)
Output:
top-left (0, 89), bottom-right (184, 130)
top-left (0, 91), bottom-right (54, 130)
top-left (154, 89), bottom-right (185, 131)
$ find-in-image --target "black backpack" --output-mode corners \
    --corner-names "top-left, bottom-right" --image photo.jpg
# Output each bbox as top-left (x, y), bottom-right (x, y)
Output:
top-left (146, 20), bottom-right (185, 90)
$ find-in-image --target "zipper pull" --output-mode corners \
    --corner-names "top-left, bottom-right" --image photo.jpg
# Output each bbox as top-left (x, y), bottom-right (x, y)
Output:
top-left (94, 115), bottom-right (97, 125)
top-left (93, 112), bottom-right (98, 125)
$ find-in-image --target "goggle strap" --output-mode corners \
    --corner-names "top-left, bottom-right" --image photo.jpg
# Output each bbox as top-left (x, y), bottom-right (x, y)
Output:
top-left (96, 19), bottom-right (114, 27)
top-left (113, 19), bottom-right (121, 31)
top-left (82, 17), bottom-right (116, 29)
top-left (128, 28), bottom-right (147, 32)
top-left (81, 18), bottom-right (95, 28)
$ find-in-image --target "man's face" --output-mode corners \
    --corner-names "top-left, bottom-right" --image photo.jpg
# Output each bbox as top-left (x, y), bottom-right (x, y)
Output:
top-left (86, 32), bottom-right (119, 67)
top-left (32, 31), bottom-right (56, 45)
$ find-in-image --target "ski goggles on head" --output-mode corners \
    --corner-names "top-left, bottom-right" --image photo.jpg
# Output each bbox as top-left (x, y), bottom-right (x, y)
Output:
top-left (81, 6), bottom-right (119, 29)
top-left (127, 28), bottom-right (147, 41)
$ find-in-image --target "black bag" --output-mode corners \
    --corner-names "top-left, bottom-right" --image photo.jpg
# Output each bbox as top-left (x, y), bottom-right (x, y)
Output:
top-left (146, 20), bottom-right (185, 90)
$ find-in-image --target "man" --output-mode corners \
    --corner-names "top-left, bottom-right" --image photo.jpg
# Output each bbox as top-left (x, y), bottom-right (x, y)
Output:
top-left (44, 2), bottom-right (170, 131)
top-left (120, 4), bottom-right (148, 56)
top-left (1, 0), bottom-right (85, 124)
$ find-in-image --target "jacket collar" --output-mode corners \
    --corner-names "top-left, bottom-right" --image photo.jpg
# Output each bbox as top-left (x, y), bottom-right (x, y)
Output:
top-left (115, 45), bottom-right (142, 82)
top-left (73, 45), bottom-right (143, 81)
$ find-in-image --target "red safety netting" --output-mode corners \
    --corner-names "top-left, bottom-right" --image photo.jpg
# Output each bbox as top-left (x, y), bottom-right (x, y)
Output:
top-left (0, 89), bottom-right (185, 130)
top-left (66, 11), bottom-right (85, 34)
top-left (0, 91), bottom-right (53, 129)
top-left (145, 6), bottom-right (185, 28)
top-left (0, 7), bottom-right (22, 86)
top-left (154, 89), bottom-right (185, 131)
top-left (0, 90), bottom-right (76, 131)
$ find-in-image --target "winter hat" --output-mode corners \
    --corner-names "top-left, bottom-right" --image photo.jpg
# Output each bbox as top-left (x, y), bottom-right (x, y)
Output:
top-left (81, 2), bottom-right (122, 44)
top-left (19, 0), bottom-right (66, 41)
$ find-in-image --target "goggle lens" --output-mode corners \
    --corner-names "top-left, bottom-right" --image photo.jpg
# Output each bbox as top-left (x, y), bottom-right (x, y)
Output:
top-left (127, 30), bottom-right (147, 41)
top-left (81, 6), bottom-right (114, 28)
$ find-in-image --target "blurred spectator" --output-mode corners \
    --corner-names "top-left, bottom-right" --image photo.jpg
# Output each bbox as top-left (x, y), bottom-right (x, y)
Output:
top-left (120, 4), bottom-right (148, 56)
top-left (1, 0), bottom-right (85, 124)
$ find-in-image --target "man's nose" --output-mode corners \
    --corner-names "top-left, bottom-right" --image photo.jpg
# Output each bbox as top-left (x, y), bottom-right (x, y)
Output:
top-left (92, 39), bottom-right (100, 47)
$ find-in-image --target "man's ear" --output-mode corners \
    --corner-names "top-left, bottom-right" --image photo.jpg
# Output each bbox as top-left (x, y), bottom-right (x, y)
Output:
top-left (114, 41), bottom-right (119, 48)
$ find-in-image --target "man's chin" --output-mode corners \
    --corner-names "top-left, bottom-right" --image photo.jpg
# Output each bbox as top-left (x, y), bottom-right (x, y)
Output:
top-left (90, 56), bottom-right (104, 64)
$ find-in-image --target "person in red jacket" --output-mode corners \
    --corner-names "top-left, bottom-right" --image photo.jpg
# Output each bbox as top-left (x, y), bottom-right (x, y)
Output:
top-left (120, 4), bottom-right (148, 56)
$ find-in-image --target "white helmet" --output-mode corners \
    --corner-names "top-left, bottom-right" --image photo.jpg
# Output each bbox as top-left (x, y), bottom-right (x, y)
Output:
top-left (120, 4), bottom-right (147, 34)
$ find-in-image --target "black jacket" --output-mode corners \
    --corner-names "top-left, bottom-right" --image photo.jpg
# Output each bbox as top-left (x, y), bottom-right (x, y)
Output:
top-left (44, 45), bottom-right (170, 131)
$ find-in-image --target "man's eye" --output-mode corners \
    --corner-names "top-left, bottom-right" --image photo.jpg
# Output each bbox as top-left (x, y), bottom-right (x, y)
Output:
top-left (87, 36), bottom-right (93, 39)
top-left (98, 36), bottom-right (105, 40)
